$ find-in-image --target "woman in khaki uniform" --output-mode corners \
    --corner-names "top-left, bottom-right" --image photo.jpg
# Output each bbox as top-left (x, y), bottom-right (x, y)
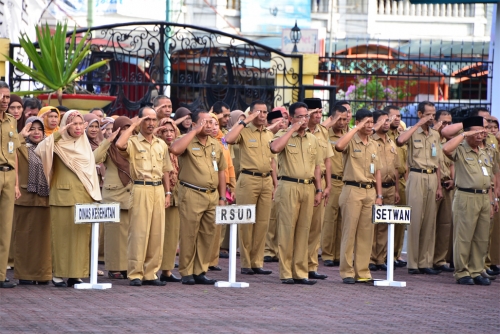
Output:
top-left (94, 116), bottom-right (133, 279)
top-left (35, 110), bottom-right (103, 288)
top-left (13, 117), bottom-right (51, 285)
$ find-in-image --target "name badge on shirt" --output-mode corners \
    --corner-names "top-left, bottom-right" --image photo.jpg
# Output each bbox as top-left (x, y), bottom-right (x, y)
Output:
top-left (213, 160), bottom-right (219, 171)
top-left (370, 163), bottom-right (375, 174)
top-left (8, 141), bottom-right (14, 154)
top-left (482, 166), bottom-right (489, 176)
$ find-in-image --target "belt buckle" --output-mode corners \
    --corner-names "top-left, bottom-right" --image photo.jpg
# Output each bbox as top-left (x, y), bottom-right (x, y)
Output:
top-left (366, 184), bottom-right (372, 189)
top-left (482, 189), bottom-right (487, 194)
top-left (304, 179), bottom-right (310, 184)
top-left (426, 169), bottom-right (432, 174)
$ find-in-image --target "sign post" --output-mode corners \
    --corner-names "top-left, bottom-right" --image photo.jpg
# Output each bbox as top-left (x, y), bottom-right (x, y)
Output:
top-left (372, 204), bottom-right (411, 288)
top-left (214, 204), bottom-right (256, 288)
top-left (73, 202), bottom-right (120, 290)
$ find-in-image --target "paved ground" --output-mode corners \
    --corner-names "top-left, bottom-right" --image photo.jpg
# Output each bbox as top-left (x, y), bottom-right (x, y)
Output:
top-left (1, 255), bottom-right (499, 333)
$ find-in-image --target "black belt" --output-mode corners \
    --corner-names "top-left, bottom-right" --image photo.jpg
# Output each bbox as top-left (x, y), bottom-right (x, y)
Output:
top-left (331, 174), bottom-right (342, 181)
top-left (0, 165), bottom-right (13, 172)
top-left (133, 180), bottom-right (163, 186)
top-left (279, 176), bottom-right (313, 184)
top-left (457, 187), bottom-right (489, 194)
top-left (381, 182), bottom-right (395, 188)
top-left (410, 167), bottom-right (436, 174)
top-left (180, 181), bottom-right (216, 193)
top-left (241, 170), bottom-right (271, 177)
top-left (344, 181), bottom-right (374, 189)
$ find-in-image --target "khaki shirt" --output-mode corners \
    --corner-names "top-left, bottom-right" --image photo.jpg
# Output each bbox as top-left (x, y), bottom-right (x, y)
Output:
top-left (406, 127), bottom-right (441, 170)
top-left (439, 138), bottom-right (453, 180)
top-left (0, 112), bottom-right (20, 167)
top-left (371, 133), bottom-right (399, 183)
top-left (451, 141), bottom-right (493, 190)
top-left (123, 133), bottom-right (172, 181)
top-left (306, 124), bottom-right (334, 173)
top-left (328, 128), bottom-right (346, 177)
top-left (273, 130), bottom-right (322, 179)
top-left (342, 132), bottom-right (381, 183)
top-left (178, 135), bottom-right (227, 189)
top-left (234, 122), bottom-right (274, 173)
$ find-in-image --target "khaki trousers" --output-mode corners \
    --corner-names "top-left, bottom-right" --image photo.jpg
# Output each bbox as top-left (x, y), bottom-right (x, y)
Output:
top-left (452, 191), bottom-right (490, 279)
top-left (51, 206), bottom-right (91, 278)
top-left (128, 185), bottom-right (165, 281)
top-left (276, 181), bottom-right (314, 279)
top-left (178, 185), bottom-right (217, 276)
top-left (433, 187), bottom-right (454, 266)
top-left (308, 178), bottom-right (326, 271)
top-left (264, 198), bottom-right (279, 258)
top-left (321, 179), bottom-right (343, 262)
top-left (237, 173), bottom-right (273, 268)
top-left (0, 170), bottom-right (15, 281)
top-left (406, 172), bottom-right (438, 269)
top-left (104, 209), bottom-right (130, 271)
top-left (370, 186), bottom-right (395, 265)
top-left (161, 206), bottom-right (180, 270)
top-left (394, 179), bottom-right (406, 258)
top-left (339, 186), bottom-right (375, 279)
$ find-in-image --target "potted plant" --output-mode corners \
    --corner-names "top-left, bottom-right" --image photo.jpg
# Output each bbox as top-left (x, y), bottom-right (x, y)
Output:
top-left (5, 21), bottom-right (116, 110)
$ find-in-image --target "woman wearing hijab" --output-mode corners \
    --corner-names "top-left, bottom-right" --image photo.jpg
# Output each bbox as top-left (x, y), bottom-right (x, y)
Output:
top-left (156, 118), bottom-right (182, 282)
top-left (37, 106), bottom-right (60, 136)
top-left (35, 110), bottom-right (104, 287)
top-left (207, 113), bottom-right (236, 271)
top-left (93, 116), bottom-right (131, 279)
top-left (13, 117), bottom-right (51, 285)
top-left (173, 107), bottom-right (192, 134)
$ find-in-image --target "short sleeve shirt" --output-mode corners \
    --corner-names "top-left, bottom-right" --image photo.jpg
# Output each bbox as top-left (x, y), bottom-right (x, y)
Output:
top-left (451, 141), bottom-right (492, 190)
top-left (306, 124), bottom-right (334, 173)
top-left (178, 135), bottom-right (227, 189)
top-left (342, 132), bottom-right (381, 183)
top-left (0, 113), bottom-right (20, 167)
top-left (406, 127), bottom-right (441, 170)
top-left (123, 133), bottom-right (172, 181)
top-left (371, 133), bottom-right (400, 182)
top-left (234, 122), bottom-right (274, 173)
top-left (328, 128), bottom-right (346, 176)
top-left (273, 130), bottom-right (322, 179)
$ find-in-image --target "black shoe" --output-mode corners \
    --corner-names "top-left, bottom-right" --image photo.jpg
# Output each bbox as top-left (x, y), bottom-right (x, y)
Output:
top-left (490, 265), bottom-right (500, 275)
top-left (456, 276), bottom-right (474, 285)
top-left (129, 278), bottom-right (142, 286)
top-left (252, 268), bottom-right (272, 275)
top-left (473, 275), bottom-right (491, 286)
top-left (342, 277), bottom-right (355, 284)
top-left (419, 268), bottom-right (441, 275)
top-left (67, 278), bottom-right (83, 287)
top-left (394, 260), bottom-right (407, 268)
top-left (323, 260), bottom-right (335, 267)
top-left (408, 269), bottom-right (421, 274)
top-left (293, 278), bottom-right (317, 285)
top-left (181, 275), bottom-right (195, 285)
top-left (281, 278), bottom-right (294, 284)
top-left (0, 281), bottom-right (16, 288)
top-left (51, 279), bottom-right (67, 287)
top-left (18, 280), bottom-right (35, 285)
top-left (143, 279), bottom-right (166, 286)
top-left (160, 273), bottom-right (181, 282)
top-left (308, 271), bottom-right (328, 279)
top-left (486, 269), bottom-right (498, 276)
top-left (193, 274), bottom-right (217, 285)
top-left (377, 264), bottom-right (388, 271)
top-left (208, 266), bottom-right (222, 271)
top-left (434, 265), bottom-right (454, 272)
top-left (369, 263), bottom-right (378, 271)
top-left (219, 252), bottom-right (229, 259)
top-left (241, 268), bottom-right (255, 275)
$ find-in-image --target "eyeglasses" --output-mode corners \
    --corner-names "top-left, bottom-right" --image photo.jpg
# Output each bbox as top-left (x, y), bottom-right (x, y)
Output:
top-left (294, 115), bottom-right (310, 119)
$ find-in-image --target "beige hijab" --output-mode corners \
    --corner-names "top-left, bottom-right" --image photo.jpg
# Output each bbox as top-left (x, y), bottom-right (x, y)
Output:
top-left (35, 110), bottom-right (102, 201)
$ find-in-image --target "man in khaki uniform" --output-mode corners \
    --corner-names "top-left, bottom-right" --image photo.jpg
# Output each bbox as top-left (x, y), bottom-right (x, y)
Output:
top-left (116, 107), bottom-right (173, 286)
top-left (169, 111), bottom-right (227, 285)
top-left (443, 116), bottom-right (494, 285)
top-left (432, 110), bottom-right (455, 272)
top-left (335, 109), bottom-right (383, 284)
top-left (225, 100), bottom-right (276, 275)
top-left (0, 82), bottom-right (20, 288)
top-left (303, 98), bottom-right (334, 279)
top-left (397, 101), bottom-right (443, 275)
top-left (369, 111), bottom-right (400, 272)
top-left (321, 105), bottom-right (348, 267)
top-left (270, 102), bottom-right (322, 285)
top-left (385, 105), bottom-right (408, 267)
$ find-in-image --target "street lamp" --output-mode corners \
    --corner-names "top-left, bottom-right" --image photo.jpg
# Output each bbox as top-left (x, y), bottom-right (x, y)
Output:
top-left (290, 21), bottom-right (301, 54)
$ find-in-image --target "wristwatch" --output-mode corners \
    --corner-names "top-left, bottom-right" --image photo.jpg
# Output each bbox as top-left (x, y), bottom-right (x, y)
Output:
top-left (219, 197), bottom-right (227, 201)
top-left (238, 120), bottom-right (247, 127)
top-left (316, 189), bottom-right (323, 193)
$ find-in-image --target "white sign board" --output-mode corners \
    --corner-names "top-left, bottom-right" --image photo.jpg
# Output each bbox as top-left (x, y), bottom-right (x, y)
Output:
top-left (216, 205), bottom-right (256, 225)
top-left (75, 203), bottom-right (121, 224)
top-left (372, 205), bottom-right (411, 225)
